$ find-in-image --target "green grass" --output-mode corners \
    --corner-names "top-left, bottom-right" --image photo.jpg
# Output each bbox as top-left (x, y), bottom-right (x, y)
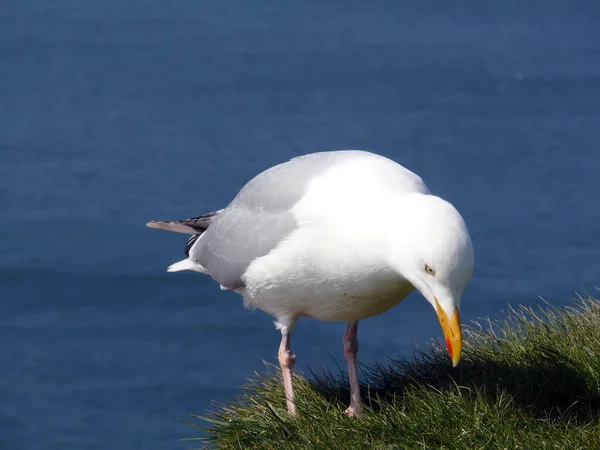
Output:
top-left (184, 294), bottom-right (600, 449)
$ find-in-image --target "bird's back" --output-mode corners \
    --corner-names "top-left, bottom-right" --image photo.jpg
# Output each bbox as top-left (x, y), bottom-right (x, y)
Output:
top-left (191, 151), bottom-right (428, 289)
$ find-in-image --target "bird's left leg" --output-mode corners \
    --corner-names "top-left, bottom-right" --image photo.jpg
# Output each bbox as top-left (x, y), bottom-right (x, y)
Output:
top-left (277, 318), bottom-right (298, 415)
top-left (343, 320), bottom-right (361, 417)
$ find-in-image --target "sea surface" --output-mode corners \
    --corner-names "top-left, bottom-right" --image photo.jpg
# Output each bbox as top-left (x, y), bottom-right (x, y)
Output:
top-left (1, 1), bottom-right (600, 449)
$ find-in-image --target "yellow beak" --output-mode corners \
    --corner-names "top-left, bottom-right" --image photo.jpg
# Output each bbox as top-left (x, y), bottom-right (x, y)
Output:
top-left (435, 298), bottom-right (463, 367)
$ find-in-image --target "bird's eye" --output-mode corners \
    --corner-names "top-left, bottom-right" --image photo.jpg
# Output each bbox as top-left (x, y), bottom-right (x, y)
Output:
top-left (424, 264), bottom-right (436, 275)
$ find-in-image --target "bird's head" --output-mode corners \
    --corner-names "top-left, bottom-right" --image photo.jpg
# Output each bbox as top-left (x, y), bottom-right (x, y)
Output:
top-left (390, 194), bottom-right (474, 367)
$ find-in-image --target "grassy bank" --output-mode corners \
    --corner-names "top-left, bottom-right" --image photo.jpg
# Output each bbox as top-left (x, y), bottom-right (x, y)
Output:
top-left (185, 295), bottom-right (600, 449)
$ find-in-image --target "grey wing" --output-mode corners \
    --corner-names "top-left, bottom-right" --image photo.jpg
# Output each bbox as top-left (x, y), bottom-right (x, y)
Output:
top-left (189, 152), bottom-right (344, 289)
top-left (188, 149), bottom-right (429, 289)
top-left (192, 206), bottom-right (296, 289)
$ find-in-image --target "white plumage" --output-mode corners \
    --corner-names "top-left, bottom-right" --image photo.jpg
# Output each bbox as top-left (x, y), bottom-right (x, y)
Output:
top-left (147, 150), bottom-right (474, 416)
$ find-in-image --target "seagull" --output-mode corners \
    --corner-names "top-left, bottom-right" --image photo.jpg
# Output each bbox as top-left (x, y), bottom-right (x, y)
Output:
top-left (147, 150), bottom-right (474, 417)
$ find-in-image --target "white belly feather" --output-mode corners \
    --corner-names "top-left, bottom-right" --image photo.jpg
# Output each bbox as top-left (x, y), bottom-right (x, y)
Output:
top-left (241, 225), bottom-right (415, 322)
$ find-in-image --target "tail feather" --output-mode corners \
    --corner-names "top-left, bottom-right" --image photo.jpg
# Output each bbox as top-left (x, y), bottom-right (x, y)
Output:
top-left (167, 259), bottom-right (207, 273)
top-left (147, 221), bottom-right (199, 234)
top-left (146, 210), bottom-right (223, 235)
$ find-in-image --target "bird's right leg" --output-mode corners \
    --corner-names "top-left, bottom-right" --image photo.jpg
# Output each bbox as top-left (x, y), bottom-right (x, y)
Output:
top-left (343, 321), bottom-right (361, 417)
top-left (277, 321), bottom-right (297, 415)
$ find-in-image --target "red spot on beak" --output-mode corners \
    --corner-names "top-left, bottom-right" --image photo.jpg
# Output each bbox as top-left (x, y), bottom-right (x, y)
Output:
top-left (446, 337), bottom-right (453, 360)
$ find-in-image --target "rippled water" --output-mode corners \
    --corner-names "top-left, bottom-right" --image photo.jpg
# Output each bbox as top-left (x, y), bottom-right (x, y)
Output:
top-left (2, 1), bottom-right (599, 448)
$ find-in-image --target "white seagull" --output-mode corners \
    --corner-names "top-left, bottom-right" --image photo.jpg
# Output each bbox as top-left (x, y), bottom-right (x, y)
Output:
top-left (147, 150), bottom-right (474, 417)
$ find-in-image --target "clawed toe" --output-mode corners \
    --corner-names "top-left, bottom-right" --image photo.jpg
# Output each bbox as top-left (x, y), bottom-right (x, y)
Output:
top-left (344, 406), bottom-right (361, 417)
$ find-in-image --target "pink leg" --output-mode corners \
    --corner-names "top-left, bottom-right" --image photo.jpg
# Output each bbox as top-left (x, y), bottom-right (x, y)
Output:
top-left (278, 329), bottom-right (297, 415)
top-left (344, 321), bottom-right (361, 417)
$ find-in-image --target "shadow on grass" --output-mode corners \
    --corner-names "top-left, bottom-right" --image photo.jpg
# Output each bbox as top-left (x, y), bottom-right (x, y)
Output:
top-left (311, 345), bottom-right (599, 424)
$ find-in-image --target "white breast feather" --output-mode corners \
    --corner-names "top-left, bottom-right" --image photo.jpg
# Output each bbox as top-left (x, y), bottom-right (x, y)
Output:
top-left (241, 157), bottom-right (423, 322)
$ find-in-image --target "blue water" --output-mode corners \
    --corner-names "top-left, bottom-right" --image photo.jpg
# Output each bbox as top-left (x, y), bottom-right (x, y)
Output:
top-left (2, 1), bottom-right (599, 448)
